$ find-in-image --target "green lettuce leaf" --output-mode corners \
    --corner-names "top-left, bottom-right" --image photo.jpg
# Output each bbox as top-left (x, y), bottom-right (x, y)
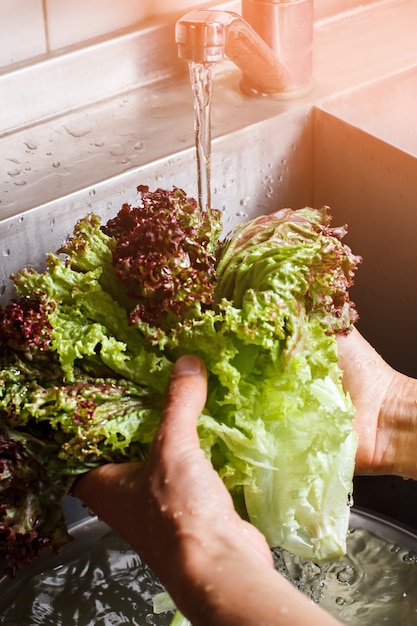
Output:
top-left (1, 190), bottom-right (361, 570)
top-left (163, 292), bottom-right (357, 561)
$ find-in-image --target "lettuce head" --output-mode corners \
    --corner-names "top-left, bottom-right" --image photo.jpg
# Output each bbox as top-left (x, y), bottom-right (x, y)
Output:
top-left (0, 187), bottom-right (361, 572)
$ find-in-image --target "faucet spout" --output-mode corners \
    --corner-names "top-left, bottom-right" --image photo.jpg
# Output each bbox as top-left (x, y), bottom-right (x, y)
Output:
top-left (175, 3), bottom-right (313, 97)
top-left (175, 9), bottom-right (291, 95)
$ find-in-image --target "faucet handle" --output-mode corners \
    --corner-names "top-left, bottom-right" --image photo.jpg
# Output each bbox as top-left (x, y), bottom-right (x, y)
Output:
top-left (175, 10), bottom-right (234, 64)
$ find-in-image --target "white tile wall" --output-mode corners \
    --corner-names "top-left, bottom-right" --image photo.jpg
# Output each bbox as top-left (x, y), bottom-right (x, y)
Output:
top-left (149, 0), bottom-right (203, 16)
top-left (0, 0), bottom-right (46, 68)
top-left (0, 0), bottom-right (202, 70)
top-left (46, 0), bottom-right (151, 51)
top-left (0, 0), bottom-right (378, 71)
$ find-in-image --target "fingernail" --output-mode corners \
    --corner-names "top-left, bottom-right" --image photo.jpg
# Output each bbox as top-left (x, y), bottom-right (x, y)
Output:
top-left (173, 355), bottom-right (202, 376)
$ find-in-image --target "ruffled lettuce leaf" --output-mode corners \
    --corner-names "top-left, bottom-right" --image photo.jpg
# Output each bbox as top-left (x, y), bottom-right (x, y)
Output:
top-left (1, 189), bottom-right (361, 572)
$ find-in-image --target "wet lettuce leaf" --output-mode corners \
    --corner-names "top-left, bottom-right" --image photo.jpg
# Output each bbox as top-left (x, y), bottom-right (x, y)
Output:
top-left (0, 187), bottom-right (361, 573)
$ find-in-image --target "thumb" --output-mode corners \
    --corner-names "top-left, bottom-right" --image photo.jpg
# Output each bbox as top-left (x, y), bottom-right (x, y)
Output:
top-left (151, 355), bottom-right (207, 458)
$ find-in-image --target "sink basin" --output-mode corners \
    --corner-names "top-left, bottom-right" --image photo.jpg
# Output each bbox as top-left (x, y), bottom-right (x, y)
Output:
top-left (312, 66), bottom-right (417, 531)
top-left (313, 76), bottom-right (417, 379)
top-left (319, 66), bottom-right (417, 156)
top-left (1, 509), bottom-right (417, 625)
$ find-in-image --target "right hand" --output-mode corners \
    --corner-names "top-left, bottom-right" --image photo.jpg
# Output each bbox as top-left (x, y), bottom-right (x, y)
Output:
top-left (73, 355), bottom-right (342, 626)
top-left (72, 355), bottom-right (274, 623)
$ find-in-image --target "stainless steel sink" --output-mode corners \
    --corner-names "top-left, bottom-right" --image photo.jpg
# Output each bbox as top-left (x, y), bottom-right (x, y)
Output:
top-left (314, 74), bottom-right (417, 379)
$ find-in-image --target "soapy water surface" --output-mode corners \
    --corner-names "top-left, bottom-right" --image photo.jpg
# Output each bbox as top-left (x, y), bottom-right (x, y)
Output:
top-left (1, 526), bottom-right (417, 625)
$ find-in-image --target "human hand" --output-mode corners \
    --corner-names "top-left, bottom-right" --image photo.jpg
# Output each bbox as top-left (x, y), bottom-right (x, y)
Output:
top-left (337, 327), bottom-right (417, 479)
top-left (72, 354), bottom-right (273, 621)
top-left (73, 354), bottom-right (343, 625)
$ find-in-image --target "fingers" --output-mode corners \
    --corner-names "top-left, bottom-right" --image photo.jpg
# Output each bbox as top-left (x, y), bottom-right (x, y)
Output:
top-left (73, 355), bottom-right (207, 505)
top-left (72, 355), bottom-right (208, 550)
top-left (153, 355), bottom-right (207, 455)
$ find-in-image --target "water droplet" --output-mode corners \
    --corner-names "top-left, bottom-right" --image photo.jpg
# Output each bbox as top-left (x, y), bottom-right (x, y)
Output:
top-left (94, 140), bottom-right (105, 148)
top-left (336, 565), bottom-right (355, 584)
top-left (306, 562), bottom-right (321, 575)
top-left (335, 596), bottom-right (346, 606)
top-left (24, 141), bottom-right (37, 150)
top-left (3, 248), bottom-right (11, 256)
top-left (134, 141), bottom-right (144, 151)
top-left (53, 161), bottom-right (60, 168)
top-left (7, 168), bottom-right (21, 177)
top-left (14, 180), bottom-right (27, 187)
top-left (89, 189), bottom-right (96, 197)
top-left (109, 143), bottom-right (126, 157)
top-left (402, 551), bottom-right (417, 564)
top-left (64, 123), bottom-right (91, 138)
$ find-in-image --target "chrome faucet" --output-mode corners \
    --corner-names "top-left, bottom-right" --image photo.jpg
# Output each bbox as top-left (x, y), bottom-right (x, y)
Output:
top-left (175, 1), bottom-right (313, 97)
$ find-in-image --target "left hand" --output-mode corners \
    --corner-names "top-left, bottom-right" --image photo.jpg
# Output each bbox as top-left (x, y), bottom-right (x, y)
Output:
top-left (336, 327), bottom-right (417, 479)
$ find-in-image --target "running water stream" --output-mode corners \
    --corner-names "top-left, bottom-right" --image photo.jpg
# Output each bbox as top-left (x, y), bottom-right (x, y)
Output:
top-left (188, 61), bottom-right (215, 214)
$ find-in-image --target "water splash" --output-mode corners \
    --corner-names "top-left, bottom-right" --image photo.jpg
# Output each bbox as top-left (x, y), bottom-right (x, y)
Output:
top-left (274, 527), bottom-right (417, 624)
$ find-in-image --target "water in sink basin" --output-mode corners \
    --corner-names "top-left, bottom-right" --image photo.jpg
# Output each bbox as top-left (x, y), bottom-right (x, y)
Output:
top-left (1, 510), bottom-right (417, 625)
